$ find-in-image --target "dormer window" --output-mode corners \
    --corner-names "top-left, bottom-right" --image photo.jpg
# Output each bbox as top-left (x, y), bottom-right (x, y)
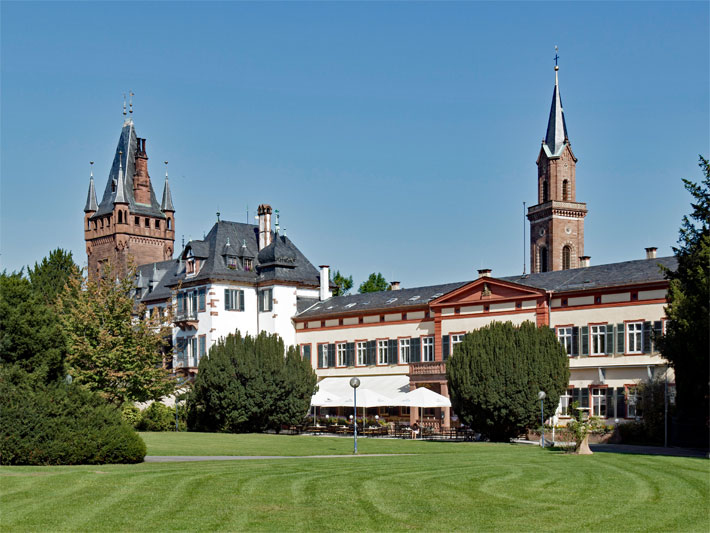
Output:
top-left (185, 250), bottom-right (198, 276)
top-left (244, 258), bottom-right (253, 271)
top-left (226, 256), bottom-right (238, 269)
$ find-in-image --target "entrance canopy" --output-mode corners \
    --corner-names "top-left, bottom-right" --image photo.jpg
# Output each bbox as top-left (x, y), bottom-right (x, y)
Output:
top-left (315, 375), bottom-right (410, 407)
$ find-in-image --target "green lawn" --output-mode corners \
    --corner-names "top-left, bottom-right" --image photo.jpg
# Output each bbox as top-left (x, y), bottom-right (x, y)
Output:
top-left (1, 433), bottom-right (708, 532)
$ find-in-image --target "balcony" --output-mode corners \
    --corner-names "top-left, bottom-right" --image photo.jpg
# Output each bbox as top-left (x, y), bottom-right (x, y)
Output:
top-left (409, 361), bottom-right (447, 380)
top-left (175, 309), bottom-right (199, 329)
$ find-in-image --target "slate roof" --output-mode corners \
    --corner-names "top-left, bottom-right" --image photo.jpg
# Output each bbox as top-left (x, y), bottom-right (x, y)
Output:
top-left (133, 259), bottom-right (176, 303)
top-left (92, 119), bottom-right (167, 219)
top-left (503, 256), bottom-right (676, 293)
top-left (296, 256), bottom-right (675, 320)
top-left (296, 281), bottom-right (469, 319)
top-left (84, 176), bottom-right (98, 212)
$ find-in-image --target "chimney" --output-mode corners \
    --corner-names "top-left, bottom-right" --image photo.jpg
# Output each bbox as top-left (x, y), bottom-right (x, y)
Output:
top-left (579, 256), bottom-right (591, 268)
top-left (319, 265), bottom-right (330, 301)
top-left (133, 137), bottom-right (151, 205)
top-left (645, 247), bottom-right (657, 259)
top-left (390, 281), bottom-right (401, 291)
top-left (257, 204), bottom-right (273, 250)
top-left (477, 268), bottom-right (492, 278)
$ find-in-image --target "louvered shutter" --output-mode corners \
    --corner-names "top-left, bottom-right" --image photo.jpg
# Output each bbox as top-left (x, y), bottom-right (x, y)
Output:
top-left (581, 388), bottom-right (589, 409)
top-left (388, 339), bottom-right (398, 364)
top-left (410, 338), bottom-right (421, 363)
top-left (571, 327), bottom-right (579, 356)
top-left (239, 290), bottom-right (245, 311)
top-left (652, 321), bottom-right (662, 353)
top-left (303, 345), bottom-right (311, 364)
top-left (327, 344), bottom-right (336, 367)
top-left (442, 335), bottom-right (450, 361)
top-left (642, 322), bottom-right (652, 353)
top-left (367, 340), bottom-right (376, 365)
top-left (617, 323), bottom-right (625, 354)
top-left (605, 326), bottom-right (614, 355)
top-left (616, 387), bottom-right (626, 418)
top-left (346, 343), bottom-right (355, 367)
top-left (223, 289), bottom-right (230, 310)
top-left (605, 388), bottom-right (614, 418)
top-left (581, 327), bottom-right (589, 356)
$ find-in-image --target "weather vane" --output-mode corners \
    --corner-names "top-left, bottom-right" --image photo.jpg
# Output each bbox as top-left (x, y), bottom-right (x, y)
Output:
top-left (122, 93), bottom-right (127, 116)
top-left (554, 45), bottom-right (559, 67)
top-left (129, 91), bottom-right (134, 114)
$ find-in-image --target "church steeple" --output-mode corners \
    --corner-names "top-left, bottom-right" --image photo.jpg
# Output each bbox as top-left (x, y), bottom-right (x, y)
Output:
top-left (527, 54), bottom-right (587, 273)
top-left (543, 65), bottom-right (569, 157)
top-left (161, 163), bottom-right (175, 212)
top-left (113, 151), bottom-right (128, 204)
top-left (84, 164), bottom-right (98, 213)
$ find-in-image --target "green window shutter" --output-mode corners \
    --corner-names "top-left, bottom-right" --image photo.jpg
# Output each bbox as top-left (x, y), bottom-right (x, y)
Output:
top-left (346, 343), bottom-right (355, 367)
top-left (442, 335), bottom-right (450, 361)
top-left (239, 290), bottom-right (245, 312)
top-left (224, 289), bottom-right (230, 310)
top-left (327, 344), bottom-right (336, 367)
top-left (367, 340), bottom-right (376, 365)
top-left (304, 345), bottom-right (311, 363)
top-left (616, 387), bottom-right (626, 418)
top-left (388, 339), bottom-right (398, 364)
top-left (581, 388), bottom-right (589, 409)
top-left (571, 327), bottom-right (579, 356)
top-left (410, 338), bottom-right (421, 363)
top-left (617, 323), bottom-right (625, 354)
top-left (605, 325), bottom-right (614, 355)
top-left (652, 321), bottom-right (662, 353)
top-left (317, 345), bottom-right (323, 368)
top-left (581, 326), bottom-right (589, 356)
top-left (198, 288), bottom-right (206, 311)
top-left (642, 322), bottom-right (652, 353)
top-left (605, 388), bottom-right (614, 418)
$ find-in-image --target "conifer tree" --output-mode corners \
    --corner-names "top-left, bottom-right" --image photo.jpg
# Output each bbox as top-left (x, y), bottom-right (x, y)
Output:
top-left (446, 321), bottom-right (569, 441)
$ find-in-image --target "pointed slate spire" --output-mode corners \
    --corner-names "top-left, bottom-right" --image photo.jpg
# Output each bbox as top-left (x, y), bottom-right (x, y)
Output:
top-left (84, 163), bottom-right (98, 212)
top-left (161, 162), bottom-right (174, 212)
top-left (544, 65), bottom-right (569, 157)
top-left (114, 151), bottom-right (128, 204)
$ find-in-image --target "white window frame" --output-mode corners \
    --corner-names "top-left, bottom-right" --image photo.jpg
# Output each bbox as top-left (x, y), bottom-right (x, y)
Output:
top-left (626, 322), bottom-right (643, 354)
top-left (557, 327), bottom-right (573, 356)
top-left (377, 340), bottom-right (388, 365)
top-left (450, 334), bottom-right (465, 356)
top-left (591, 387), bottom-right (606, 417)
top-left (422, 336), bottom-right (434, 362)
top-left (590, 325), bottom-right (606, 355)
top-left (336, 343), bottom-right (346, 367)
top-left (399, 338), bottom-right (410, 364)
top-left (225, 289), bottom-right (245, 311)
top-left (356, 341), bottom-right (367, 366)
top-left (258, 288), bottom-right (273, 312)
top-left (189, 337), bottom-right (198, 367)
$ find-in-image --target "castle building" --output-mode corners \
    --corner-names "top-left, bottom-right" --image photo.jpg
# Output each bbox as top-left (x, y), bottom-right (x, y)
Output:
top-left (84, 118), bottom-right (175, 278)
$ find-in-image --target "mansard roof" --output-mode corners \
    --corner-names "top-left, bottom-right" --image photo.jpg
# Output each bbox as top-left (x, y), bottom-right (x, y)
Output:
top-left (296, 256), bottom-right (675, 319)
top-left (92, 120), bottom-right (166, 219)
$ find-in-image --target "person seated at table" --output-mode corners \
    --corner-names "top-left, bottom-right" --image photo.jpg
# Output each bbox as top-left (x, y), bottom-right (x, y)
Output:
top-left (411, 422), bottom-right (420, 439)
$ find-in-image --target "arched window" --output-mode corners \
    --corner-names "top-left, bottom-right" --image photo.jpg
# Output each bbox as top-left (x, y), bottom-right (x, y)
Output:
top-left (562, 245), bottom-right (571, 270)
top-left (155, 220), bottom-right (160, 230)
top-left (167, 218), bottom-right (172, 230)
top-left (542, 181), bottom-right (549, 202)
top-left (539, 246), bottom-right (548, 272)
top-left (562, 179), bottom-right (569, 201)
top-left (118, 211), bottom-right (123, 224)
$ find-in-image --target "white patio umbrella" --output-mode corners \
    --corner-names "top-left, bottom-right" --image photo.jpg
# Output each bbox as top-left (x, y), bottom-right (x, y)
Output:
top-left (397, 387), bottom-right (452, 438)
top-left (330, 388), bottom-right (395, 428)
top-left (310, 389), bottom-right (344, 426)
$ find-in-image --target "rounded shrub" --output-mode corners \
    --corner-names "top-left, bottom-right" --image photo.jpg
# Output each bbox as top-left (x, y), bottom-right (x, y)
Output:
top-left (136, 402), bottom-right (180, 431)
top-left (0, 367), bottom-right (146, 465)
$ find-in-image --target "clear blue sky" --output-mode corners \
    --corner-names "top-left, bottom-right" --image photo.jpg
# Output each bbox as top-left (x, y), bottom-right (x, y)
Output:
top-left (2, 1), bottom-right (708, 289)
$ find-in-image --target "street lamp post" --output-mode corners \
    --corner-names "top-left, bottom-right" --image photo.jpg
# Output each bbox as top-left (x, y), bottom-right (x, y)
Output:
top-left (350, 377), bottom-right (360, 454)
top-left (538, 391), bottom-right (547, 448)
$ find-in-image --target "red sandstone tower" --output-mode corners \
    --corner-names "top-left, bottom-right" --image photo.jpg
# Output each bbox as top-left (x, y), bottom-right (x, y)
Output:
top-left (527, 63), bottom-right (587, 272)
top-left (83, 118), bottom-right (175, 278)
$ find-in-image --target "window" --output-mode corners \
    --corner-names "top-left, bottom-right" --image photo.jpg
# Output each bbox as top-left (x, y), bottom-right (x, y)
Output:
top-left (244, 258), bottom-right (252, 271)
top-left (336, 343), bottom-right (346, 367)
top-left (627, 387), bottom-right (640, 418)
top-left (590, 325), bottom-right (607, 355)
top-left (301, 344), bottom-right (311, 363)
top-left (118, 211), bottom-right (123, 224)
top-left (225, 289), bottom-right (245, 311)
top-left (539, 246), bottom-right (548, 272)
top-left (189, 290), bottom-right (198, 316)
top-left (559, 391), bottom-right (572, 416)
top-left (226, 256), bottom-right (238, 269)
top-left (377, 340), bottom-right (388, 365)
top-left (626, 322), bottom-right (643, 354)
top-left (557, 327), bottom-right (576, 356)
top-left (562, 246), bottom-right (571, 270)
top-left (198, 288), bottom-right (206, 312)
top-left (189, 337), bottom-right (198, 367)
top-left (542, 180), bottom-right (549, 202)
top-left (450, 334), bottom-right (465, 356)
top-left (145, 218), bottom-right (150, 228)
top-left (155, 220), bottom-right (160, 229)
top-left (591, 387), bottom-right (607, 417)
top-left (198, 335), bottom-right (206, 358)
top-left (562, 179), bottom-right (569, 201)
top-left (167, 218), bottom-right (172, 230)
top-left (399, 339), bottom-right (410, 364)
top-left (422, 336), bottom-right (434, 362)
top-left (357, 342), bottom-right (367, 365)
top-left (135, 216), bottom-right (139, 226)
top-left (258, 289), bottom-right (273, 312)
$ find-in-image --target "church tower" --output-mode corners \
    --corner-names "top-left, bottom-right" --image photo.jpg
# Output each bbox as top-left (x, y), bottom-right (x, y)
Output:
top-left (83, 117), bottom-right (175, 278)
top-left (527, 62), bottom-right (587, 272)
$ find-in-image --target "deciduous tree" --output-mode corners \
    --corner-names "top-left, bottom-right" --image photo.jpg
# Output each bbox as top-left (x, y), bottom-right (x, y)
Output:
top-left (446, 321), bottom-right (569, 441)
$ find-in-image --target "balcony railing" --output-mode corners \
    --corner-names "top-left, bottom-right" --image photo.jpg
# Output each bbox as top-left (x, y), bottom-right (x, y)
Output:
top-left (409, 361), bottom-right (447, 376)
top-left (175, 309), bottom-right (198, 322)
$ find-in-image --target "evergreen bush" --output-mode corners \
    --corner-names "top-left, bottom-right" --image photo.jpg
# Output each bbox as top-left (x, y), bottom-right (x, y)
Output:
top-left (187, 331), bottom-right (317, 433)
top-left (136, 402), bottom-right (183, 431)
top-left (0, 367), bottom-right (146, 465)
top-left (446, 321), bottom-right (570, 441)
